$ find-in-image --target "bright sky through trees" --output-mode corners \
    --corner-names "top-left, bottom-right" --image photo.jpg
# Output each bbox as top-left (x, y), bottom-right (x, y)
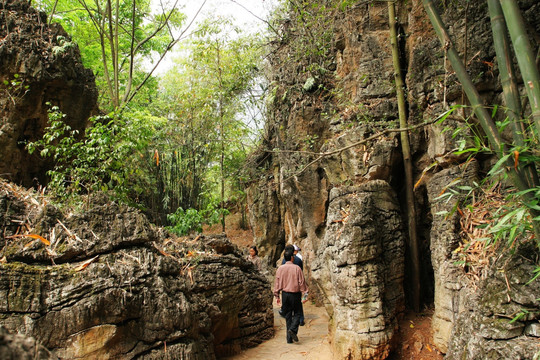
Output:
top-left (152, 0), bottom-right (277, 74)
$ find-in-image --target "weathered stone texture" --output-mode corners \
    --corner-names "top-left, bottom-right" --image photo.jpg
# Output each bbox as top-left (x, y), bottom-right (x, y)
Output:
top-left (0, 181), bottom-right (273, 359)
top-left (425, 162), bottom-right (479, 352)
top-left (311, 181), bottom-right (405, 359)
top-left (0, 326), bottom-right (56, 360)
top-left (249, 0), bottom-right (540, 358)
top-left (246, 174), bottom-right (285, 267)
top-left (0, 0), bottom-right (97, 187)
top-left (445, 242), bottom-right (540, 360)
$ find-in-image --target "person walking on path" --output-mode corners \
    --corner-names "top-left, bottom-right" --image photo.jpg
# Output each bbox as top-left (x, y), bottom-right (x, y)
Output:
top-left (293, 244), bottom-right (302, 260)
top-left (281, 244), bottom-right (303, 269)
top-left (280, 244), bottom-right (305, 325)
top-left (274, 248), bottom-right (309, 344)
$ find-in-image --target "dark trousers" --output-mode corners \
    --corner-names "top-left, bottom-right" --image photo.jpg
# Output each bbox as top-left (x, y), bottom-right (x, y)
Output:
top-left (282, 291), bottom-right (302, 342)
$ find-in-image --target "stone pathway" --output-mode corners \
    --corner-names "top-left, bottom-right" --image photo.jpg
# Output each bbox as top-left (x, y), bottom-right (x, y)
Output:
top-left (225, 299), bottom-right (333, 360)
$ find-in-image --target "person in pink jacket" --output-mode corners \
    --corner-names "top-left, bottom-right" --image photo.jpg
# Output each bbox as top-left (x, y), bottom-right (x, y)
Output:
top-left (274, 248), bottom-right (309, 343)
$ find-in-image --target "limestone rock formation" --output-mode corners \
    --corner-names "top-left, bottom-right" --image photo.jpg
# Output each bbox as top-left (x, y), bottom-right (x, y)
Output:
top-left (445, 242), bottom-right (540, 360)
top-left (0, 0), bottom-right (97, 187)
top-left (0, 180), bottom-right (273, 359)
top-left (311, 181), bottom-right (405, 359)
top-left (425, 163), bottom-right (479, 352)
top-left (247, 0), bottom-right (540, 358)
top-left (246, 173), bottom-right (285, 268)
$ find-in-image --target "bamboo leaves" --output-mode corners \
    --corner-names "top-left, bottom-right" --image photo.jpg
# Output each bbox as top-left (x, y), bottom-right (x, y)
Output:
top-left (421, 0), bottom-right (540, 239)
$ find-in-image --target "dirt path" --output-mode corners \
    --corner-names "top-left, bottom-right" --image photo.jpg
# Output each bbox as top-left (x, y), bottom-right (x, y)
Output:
top-left (208, 220), bottom-right (441, 360)
top-left (224, 299), bottom-right (333, 360)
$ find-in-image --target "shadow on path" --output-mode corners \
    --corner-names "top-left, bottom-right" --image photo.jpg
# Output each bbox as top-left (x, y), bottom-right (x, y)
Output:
top-left (224, 299), bottom-right (333, 360)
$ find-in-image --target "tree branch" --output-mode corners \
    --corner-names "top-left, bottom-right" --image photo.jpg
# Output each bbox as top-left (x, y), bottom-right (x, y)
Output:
top-left (269, 118), bottom-right (439, 184)
top-left (121, 0), bottom-right (208, 110)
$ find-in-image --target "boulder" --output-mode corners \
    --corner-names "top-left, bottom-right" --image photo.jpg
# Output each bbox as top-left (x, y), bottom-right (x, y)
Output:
top-left (0, 180), bottom-right (273, 359)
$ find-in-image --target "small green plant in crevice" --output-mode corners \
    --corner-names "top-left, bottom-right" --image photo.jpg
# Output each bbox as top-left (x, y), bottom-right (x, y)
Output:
top-left (509, 305), bottom-right (540, 328)
top-left (52, 36), bottom-right (75, 57)
top-left (303, 134), bottom-right (319, 149)
top-left (1, 73), bottom-right (30, 105)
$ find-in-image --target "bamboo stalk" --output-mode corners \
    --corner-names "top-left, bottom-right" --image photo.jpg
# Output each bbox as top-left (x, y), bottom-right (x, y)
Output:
top-left (488, 0), bottom-right (539, 188)
top-left (499, 0), bottom-right (540, 138)
top-left (388, 1), bottom-right (421, 312)
top-left (488, 0), bottom-right (525, 145)
top-left (421, 0), bottom-right (540, 239)
top-left (422, 0), bottom-right (503, 154)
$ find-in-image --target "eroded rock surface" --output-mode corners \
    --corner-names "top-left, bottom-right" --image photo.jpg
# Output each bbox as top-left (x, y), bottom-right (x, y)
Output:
top-left (445, 242), bottom-right (540, 360)
top-left (0, 0), bottom-right (97, 187)
top-left (0, 181), bottom-right (273, 359)
top-left (0, 326), bottom-right (56, 360)
top-left (425, 163), bottom-right (479, 352)
top-left (311, 181), bottom-right (405, 359)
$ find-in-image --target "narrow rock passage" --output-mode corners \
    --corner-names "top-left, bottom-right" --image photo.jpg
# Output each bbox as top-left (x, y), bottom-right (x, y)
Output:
top-left (225, 299), bottom-right (333, 360)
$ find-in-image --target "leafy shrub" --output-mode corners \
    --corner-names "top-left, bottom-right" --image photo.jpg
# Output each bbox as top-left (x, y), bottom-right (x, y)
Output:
top-left (26, 104), bottom-right (154, 206)
top-left (167, 208), bottom-right (205, 235)
top-left (166, 201), bottom-right (230, 236)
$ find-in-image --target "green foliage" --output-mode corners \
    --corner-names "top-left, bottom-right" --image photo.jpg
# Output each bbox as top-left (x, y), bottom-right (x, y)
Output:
top-left (270, 0), bottom-right (339, 78)
top-left (35, 0), bottom-right (186, 110)
top-left (437, 169), bottom-right (539, 250)
top-left (147, 18), bottom-right (264, 221)
top-left (167, 208), bottom-right (205, 235)
top-left (166, 201), bottom-right (230, 236)
top-left (25, 8), bottom-right (264, 227)
top-left (27, 104), bottom-right (155, 205)
top-left (488, 192), bottom-right (536, 247)
top-left (52, 36), bottom-right (75, 56)
top-left (1, 73), bottom-right (30, 104)
top-left (435, 104), bottom-right (540, 250)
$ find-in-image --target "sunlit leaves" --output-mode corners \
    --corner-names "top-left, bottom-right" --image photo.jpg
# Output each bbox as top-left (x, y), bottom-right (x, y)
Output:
top-left (35, 0), bottom-right (186, 110)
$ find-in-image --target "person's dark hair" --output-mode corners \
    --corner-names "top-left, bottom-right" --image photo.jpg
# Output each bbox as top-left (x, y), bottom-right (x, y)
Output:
top-left (284, 248), bottom-right (294, 262)
top-left (250, 246), bottom-right (258, 256)
top-left (284, 244), bottom-right (294, 252)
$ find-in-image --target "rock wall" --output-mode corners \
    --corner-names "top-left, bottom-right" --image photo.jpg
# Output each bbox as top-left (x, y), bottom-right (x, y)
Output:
top-left (311, 182), bottom-right (405, 359)
top-left (0, 180), bottom-right (273, 359)
top-left (248, 0), bottom-right (540, 358)
top-left (0, 0), bottom-right (97, 187)
top-left (425, 162), bottom-right (479, 352)
top-left (445, 241), bottom-right (540, 360)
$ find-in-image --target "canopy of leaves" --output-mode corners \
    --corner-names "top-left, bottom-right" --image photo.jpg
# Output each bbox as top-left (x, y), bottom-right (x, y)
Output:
top-left (35, 0), bottom-right (187, 110)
